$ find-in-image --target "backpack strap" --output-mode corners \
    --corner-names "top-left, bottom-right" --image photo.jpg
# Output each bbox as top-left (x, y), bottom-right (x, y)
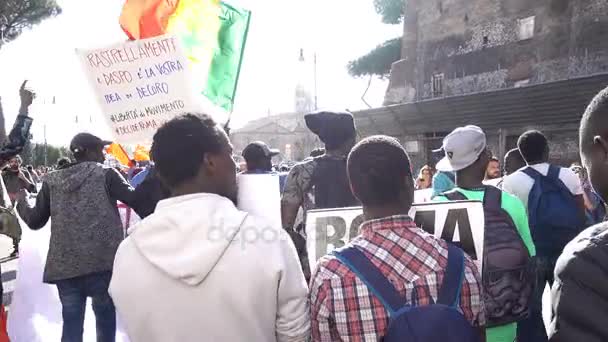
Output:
top-left (547, 165), bottom-right (560, 180)
top-left (333, 247), bottom-right (403, 315)
top-left (482, 185), bottom-right (502, 211)
top-left (443, 190), bottom-right (467, 201)
top-left (437, 243), bottom-right (466, 308)
top-left (521, 166), bottom-right (543, 180)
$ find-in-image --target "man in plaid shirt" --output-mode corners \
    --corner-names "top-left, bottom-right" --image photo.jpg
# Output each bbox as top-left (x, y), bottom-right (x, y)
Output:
top-left (309, 136), bottom-right (486, 341)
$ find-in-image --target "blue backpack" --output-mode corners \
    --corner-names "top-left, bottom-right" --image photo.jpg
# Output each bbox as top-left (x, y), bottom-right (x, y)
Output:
top-left (522, 165), bottom-right (586, 256)
top-left (333, 243), bottom-right (480, 342)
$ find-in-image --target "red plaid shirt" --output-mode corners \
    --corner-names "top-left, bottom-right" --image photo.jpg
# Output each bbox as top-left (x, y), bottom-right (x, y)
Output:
top-left (310, 215), bottom-right (485, 342)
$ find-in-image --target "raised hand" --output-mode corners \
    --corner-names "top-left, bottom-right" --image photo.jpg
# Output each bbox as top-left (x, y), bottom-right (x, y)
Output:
top-left (19, 80), bottom-right (36, 109)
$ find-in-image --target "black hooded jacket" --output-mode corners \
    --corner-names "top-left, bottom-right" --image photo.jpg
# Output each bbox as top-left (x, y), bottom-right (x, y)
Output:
top-left (549, 222), bottom-right (608, 342)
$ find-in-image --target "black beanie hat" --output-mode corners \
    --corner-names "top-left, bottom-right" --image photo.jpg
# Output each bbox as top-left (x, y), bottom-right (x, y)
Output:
top-left (304, 111), bottom-right (356, 149)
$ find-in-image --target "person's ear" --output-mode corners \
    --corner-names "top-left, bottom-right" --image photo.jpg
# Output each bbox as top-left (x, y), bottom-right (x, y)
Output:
top-left (203, 153), bottom-right (214, 172)
top-left (593, 135), bottom-right (608, 162)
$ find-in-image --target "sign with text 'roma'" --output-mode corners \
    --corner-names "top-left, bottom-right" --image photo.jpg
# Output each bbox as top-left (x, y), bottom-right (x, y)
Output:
top-left (305, 201), bottom-right (485, 271)
top-left (77, 35), bottom-right (198, 144)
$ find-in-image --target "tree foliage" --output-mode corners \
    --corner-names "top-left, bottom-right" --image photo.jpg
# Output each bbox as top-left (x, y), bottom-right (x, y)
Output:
top-left (374, 0), bottom-right (405, 25)
top-left (348, 0), bottom-right (404, 78)
top-left (22, 142), bottom-right (70, 167)
top-left (0, 0), bottom-right (62, 48)
top-left (348, 38), bottom-right (401, 79)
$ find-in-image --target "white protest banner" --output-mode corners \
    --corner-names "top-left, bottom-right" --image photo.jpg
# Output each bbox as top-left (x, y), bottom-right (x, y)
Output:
top-left (77, 35), bottom-right (198, 144)
top-left (305, 201), bottom-right (485, 271)
top-left (236, 174), bottom-right (282, 231)
top-left (414, 189), bottom-right (433, 203)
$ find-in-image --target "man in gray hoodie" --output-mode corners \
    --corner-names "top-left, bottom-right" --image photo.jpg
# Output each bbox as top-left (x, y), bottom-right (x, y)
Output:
top-left (17, 132), bottom-right (145, 342)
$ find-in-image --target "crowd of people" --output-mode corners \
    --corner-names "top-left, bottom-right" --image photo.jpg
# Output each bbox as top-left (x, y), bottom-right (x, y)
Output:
top-left (0, 82), bottom-right (607, 342)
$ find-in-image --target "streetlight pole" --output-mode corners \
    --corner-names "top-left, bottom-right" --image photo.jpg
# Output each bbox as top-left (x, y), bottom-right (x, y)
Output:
top-left (44, 124), bottom-right (47, 167)
top-left (314, 52), bottom-right (318, 110)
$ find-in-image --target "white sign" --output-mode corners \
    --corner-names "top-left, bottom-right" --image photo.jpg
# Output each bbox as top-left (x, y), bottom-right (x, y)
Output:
top-left (236, 174), bottom-right (282, 231)
top-left (305, 201), bottom-right (485, 271)
top-left (77, 35), bottom-right (198, 144)
top-left (414, 188), bottom-right (433, 203)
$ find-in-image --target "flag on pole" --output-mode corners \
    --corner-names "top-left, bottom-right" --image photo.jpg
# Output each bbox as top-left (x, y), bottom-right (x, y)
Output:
top-left (119, 0), bottom-right (251, 112)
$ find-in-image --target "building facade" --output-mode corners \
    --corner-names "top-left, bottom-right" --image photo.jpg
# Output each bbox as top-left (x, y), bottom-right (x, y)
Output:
top-left (233, 0), bottom-right (608, 171)
top-left (386, 0), bottom-right (608, 104)
top-left (379, 0), bottom-right (608, 170)
top-left (230, 113), bottom-right (321, 164)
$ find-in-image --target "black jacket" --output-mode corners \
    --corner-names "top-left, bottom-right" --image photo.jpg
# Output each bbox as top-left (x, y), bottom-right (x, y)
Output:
top-left (549, 222), bottom-right (608, 342)
top-left (133, 166), bottom-right (170, 218)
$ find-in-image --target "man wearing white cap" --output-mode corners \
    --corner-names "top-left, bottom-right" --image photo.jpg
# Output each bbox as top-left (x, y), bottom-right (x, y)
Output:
top-left (433, 126), bottom-right (536, 342)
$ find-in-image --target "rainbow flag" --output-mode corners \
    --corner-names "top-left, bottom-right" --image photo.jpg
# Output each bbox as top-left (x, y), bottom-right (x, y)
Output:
top-left (119, 0), bottom-right (251, 111)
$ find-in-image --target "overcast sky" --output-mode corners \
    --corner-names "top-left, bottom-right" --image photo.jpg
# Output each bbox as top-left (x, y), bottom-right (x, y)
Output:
top-left (0, 0), bottom-right (401, 145)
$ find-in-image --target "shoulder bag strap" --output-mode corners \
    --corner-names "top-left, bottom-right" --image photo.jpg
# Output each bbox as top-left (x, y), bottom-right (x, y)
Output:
top-left (443, 189), bottom-right (468, 201)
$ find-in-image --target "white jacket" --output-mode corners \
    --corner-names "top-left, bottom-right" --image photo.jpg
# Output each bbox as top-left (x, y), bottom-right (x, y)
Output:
top-left (109, 193), bottom-right (310, 342)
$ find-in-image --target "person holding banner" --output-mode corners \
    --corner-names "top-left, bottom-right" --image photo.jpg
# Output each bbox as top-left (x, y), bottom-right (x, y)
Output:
top-left (282, 111), bottom-right (359, 281)
top-left (110, 114), bottom-right (310, 342)
top-left (241, 141), bottom-right (287, 190)
top-left (549, 86), bottom-right (608, 341)
top-left (310, 135), bottom-right (485, 341)
top-left (432, 125), bottom-right (536, 342)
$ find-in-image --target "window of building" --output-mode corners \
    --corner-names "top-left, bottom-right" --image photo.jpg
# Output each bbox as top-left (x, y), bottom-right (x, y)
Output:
top-left (514, 79), bottom-right (530, 88)
top-left (432, 73), bottom-right (444, 97)
top-left (518, 16), bottom-right (535, 40)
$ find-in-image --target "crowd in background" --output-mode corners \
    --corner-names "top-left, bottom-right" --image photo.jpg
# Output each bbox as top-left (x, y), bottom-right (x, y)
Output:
top-left (2, 81), bottom-right (608, 342)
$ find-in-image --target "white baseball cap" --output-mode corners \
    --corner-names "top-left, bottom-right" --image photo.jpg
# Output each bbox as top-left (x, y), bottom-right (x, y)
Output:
top-left (435, 125), bottom-right (487, 172)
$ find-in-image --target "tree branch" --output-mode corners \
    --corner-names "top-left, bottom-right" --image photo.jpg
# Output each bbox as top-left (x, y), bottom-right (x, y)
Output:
top-left (0, 0), bottom-right (61, 47)
top-left (347, 38), bottom-right (401, 78)
top-left (361, 76), bottom-right (373, 108)
top-left (373, 0), bottom-right (405, 24)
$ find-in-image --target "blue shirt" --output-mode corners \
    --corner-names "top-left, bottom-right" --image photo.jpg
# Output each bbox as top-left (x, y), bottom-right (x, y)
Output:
top-left (432, 171), bottom-right (455, 197)
top-left (130, 167), bottom-right (150, 188)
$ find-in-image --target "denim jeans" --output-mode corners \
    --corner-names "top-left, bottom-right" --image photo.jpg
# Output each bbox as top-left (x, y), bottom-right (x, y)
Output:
top-left (517, 255), bottom-right (557, 342)
top-left (55, 271), bottom-right (116, 342)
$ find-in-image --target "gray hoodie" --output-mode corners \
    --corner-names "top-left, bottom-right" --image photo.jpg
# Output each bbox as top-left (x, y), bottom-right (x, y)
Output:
top-left (18, 162), bottom-right (141, 283)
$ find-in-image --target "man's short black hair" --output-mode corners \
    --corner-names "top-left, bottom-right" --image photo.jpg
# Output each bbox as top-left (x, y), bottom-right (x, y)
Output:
top-left (347, 135), bottom-right (412, 207)
top-left (504, 148), bottom-right (525, 174)
top-left (518, 130), bottom-right (549, 164)
top-left (151, 113), bottom-right (223, 188)
top-left (581, 86), bottom-right (608, 151)
top-left (489, 156), bottom-right (499, 163)
top-left (504, 148), bottom-right (524, 164)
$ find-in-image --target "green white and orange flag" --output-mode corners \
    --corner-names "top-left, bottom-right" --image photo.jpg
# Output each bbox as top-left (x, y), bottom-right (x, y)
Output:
top-left (119, 0), bottom-right (251, 112)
